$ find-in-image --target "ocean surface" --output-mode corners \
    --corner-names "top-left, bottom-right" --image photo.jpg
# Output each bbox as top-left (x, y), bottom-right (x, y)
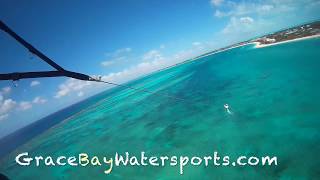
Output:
top-left (0, 38), bottom-right (320, 179)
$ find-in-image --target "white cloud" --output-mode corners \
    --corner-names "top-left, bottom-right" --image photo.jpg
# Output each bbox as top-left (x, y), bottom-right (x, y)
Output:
top-left (214, 10), bottom-right (230, 18)
top-left (0, 114), bottom-right (9, 121)
top-left (101, 47), bottom-right (132, 67)
top-left (212, 0), bottom-right (297, 18)
top-left (142, 50), bottom-right (164, 61)
top-left (19, 101), bottom-right (32, 111)
top-left (210, 0), bottom-right (224, 7)
top-left (0, 99), bottom-right (16, 114)
top-left (0, 91), bottom-right (47, 120)
top-left (192, 41), bottom-right (208, 51)
top-left (105, 47), bottom-right (132, 57)
top-left (212, 0), bottom-right (313, 45)
top-left (1, 91), bottom-right (40, 120)
top-left (219, 16), bottom-right (276, 45)
top-left (100, 61), bottom-right (165, 85)
top-left (77, 91), bottom-right (84, 97)
top-left (222, 16), bottom-right (255, 34)
top-left (0, 98), bottom-right (17, 120)
top-left (213, 0), bottom-right (320, 44)
top-left (33, 96), bottom-right (47, 104)
top-left (101, 60), bottom-right (115, 67)
top-left (1, 86), bottom-right (11, 95)
top-left (259, 4), bottom-right (274, 11)
top-left (239, 16), bottom-right (254, 24)
top-left (192, 42), bottom-right (202, 46)
top-left (30, 81), bottom-right (40, 87)
top-left (54, 78), bottom-right (92, 98)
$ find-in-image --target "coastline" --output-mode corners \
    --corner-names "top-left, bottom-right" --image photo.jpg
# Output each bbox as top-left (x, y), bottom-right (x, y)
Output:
top-left (177, 33), bottom-right (319, 65)
top-left (253, 34), bottom-right (320, 48)
top-left (194, 33), bottom-right (320, 61)
top-left (191, 43), bottom-right (248, 61)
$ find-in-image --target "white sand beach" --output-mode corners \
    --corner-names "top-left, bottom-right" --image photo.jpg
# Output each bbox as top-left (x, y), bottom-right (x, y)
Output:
top-left (254, 34), bottom-right (320, 48)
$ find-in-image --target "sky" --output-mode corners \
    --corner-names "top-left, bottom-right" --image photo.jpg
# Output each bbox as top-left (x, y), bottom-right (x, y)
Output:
top-left (0, 0), bottom-right (320, 137)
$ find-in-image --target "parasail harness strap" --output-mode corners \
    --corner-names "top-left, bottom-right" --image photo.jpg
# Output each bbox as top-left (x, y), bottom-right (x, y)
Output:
top-left (0, 20), bottom-right (187, 102)
top-left (0, 20), bottom-right (95, 82)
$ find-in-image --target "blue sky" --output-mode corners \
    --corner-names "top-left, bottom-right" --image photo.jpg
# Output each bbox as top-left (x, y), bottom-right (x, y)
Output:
top-left (0, 0), bottom-right (319, 137)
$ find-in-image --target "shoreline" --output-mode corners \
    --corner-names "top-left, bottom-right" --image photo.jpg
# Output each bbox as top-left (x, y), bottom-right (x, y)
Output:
top-left (194, 33), bottom-right (320, 61)
top-left (253, 34), bottom-right (320, 48)
top-left (191, 43), bottom-right (248, 61)
top-left (152, 31), bottom-right (320, 75)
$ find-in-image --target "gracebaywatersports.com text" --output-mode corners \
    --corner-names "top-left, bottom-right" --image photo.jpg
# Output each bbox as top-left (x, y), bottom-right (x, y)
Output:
top-left (15, 151), bottom-right (278, 175)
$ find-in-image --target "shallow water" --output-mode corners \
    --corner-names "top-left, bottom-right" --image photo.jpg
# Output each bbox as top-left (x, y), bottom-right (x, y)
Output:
top-left (1, 38), bottom-right (320, 179)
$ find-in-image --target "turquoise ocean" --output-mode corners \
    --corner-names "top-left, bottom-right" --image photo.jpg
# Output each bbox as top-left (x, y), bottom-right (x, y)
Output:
top-left (0, 38), bottom-right (320, 179)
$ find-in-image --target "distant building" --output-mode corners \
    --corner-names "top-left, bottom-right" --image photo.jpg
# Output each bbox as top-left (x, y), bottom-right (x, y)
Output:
top-left (259, 37), bottom-right (276, 43)
top-left (285, 29), bottom-right (298, 35)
